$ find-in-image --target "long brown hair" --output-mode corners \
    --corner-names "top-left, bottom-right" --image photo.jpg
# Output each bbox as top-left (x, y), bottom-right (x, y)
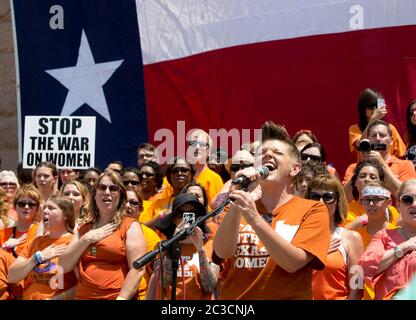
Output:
top-left (85, 169), bottom-right (127, 228)
top-left (305, 174), bottom-right (348, 225)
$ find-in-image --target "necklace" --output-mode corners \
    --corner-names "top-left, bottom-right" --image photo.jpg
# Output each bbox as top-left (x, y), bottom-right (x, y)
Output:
top-left (90, 222), bottom-right (98, 256)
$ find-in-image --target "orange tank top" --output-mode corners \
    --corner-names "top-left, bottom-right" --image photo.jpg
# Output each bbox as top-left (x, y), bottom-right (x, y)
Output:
top-left (75, 217), bottom-right (136, 300)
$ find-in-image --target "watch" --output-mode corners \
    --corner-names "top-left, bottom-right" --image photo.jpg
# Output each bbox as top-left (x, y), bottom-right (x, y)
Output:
top-left (394, 246), bottom-right (404, 258)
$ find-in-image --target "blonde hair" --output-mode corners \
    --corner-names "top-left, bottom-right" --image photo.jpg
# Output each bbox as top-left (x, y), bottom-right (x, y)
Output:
top-left (85, 170), bottom-right (126, 228)
top-left (13, 184), bottom-right (42, 208)
top-left (0, 188), bottom-right (9, 226)
top-left (60, 180), bottom-right (91, 225)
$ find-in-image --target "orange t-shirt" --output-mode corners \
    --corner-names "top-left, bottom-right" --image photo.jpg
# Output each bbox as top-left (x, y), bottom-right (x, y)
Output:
top-left (195, 167), bottom-right (224, 205)
top-left (217, 196), bottom-right (330, 300)
top-left (0, 249), bottom-right (20, 300)
top-left (343, 156), bottom-right (416, 185)
top-left (0, 223), bottom-right (39, 257)
top-left (156, 241), bottom-right (215, 300)
top-left (75, 217), bottom-right (136, 300)
top-left (19, 234), bottom-right (76, 300)
top-left (140, 196), bottom-right (175, 225)
top-left (348, 123), bottom-right (406, 159)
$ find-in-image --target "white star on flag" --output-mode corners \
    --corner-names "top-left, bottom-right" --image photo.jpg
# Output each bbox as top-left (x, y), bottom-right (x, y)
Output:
top-left (45, 29), bottom-right (123, 123)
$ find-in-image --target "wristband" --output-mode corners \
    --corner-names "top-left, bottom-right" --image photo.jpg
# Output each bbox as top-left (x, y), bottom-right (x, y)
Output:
top-left (34, 251), bottom-right (45, 265)
top-left (359, 215), bottom-right (368, 226)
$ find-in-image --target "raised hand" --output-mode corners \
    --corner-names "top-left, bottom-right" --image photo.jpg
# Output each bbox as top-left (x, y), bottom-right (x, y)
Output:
top-left (188, 227), bottom-right (204, 251)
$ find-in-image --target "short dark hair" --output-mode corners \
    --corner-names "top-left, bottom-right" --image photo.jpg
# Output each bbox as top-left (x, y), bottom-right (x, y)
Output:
top-left (351, 159), bottom-right (385, 200)
top-left (138, 161), bottom-right (164, 189)
top-left (261, 121), bottom-right (300, 161)
top-left (357, 88), bottom-right (383, 132)
top-left (300, 142), bottom-right (327, 162)
top-left (367, 119), bottom-right (392, 138)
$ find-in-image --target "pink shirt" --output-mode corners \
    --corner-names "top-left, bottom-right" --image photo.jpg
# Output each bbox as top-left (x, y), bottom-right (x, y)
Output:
top-left (359, 228), bottom-right (416, 299)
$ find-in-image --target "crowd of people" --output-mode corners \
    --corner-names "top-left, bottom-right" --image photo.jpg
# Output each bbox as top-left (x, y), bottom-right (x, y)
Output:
top-left (1, 88), bottom-right (416, 300)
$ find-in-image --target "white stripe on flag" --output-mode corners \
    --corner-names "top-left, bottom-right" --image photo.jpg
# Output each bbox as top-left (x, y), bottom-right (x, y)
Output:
top-left (137, 0), bottom-right (416, 64)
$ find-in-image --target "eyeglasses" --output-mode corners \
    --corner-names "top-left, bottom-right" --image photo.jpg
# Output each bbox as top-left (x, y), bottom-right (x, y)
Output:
top-left (362, 197), bottom-right (387, 205)
top-left (188, 140), bottom-right (208, 148)
top-left (309, 191), bottom-right (337, 204)
top-left (96, 183), bottom-right (120, 193)
top-left (0, 182), bottom-right (17, 188)
top-left (138, 172), bottom-right (155, 179)
top-left (230, 163), bottom-right (253, 172)
top-left (400, 195), bottom-right (416, 206)
top-left (127, 199), bottom-right (141, 207)
top-left (171, 167), bottom-right (191, 175)
top-left (300, 154), bottom-right (322, 162)
top-left (123, 180), bottom-right (140, 186)
top-left (16, 201), bottom-right (38, 209)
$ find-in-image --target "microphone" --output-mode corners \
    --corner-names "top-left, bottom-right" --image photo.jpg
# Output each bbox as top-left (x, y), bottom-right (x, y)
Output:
top-left (231, 166), bottom-right (270, 187)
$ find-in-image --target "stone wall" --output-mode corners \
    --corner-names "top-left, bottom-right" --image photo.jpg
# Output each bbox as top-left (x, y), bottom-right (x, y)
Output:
top-left (0, 0), bottom-right (18, 171)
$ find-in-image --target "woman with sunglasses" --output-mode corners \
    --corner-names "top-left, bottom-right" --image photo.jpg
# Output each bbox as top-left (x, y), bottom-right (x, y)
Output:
top-left (343, 159), bottom-right (399, 230)
top-left (0, 171), bottom-right (20, 227)
top-left (124, 187), bottom-right (161, 300)
top-left (122, 167), bottom-right (141, 194)
top-left (59, 170), bottom-right (147, 300)
top-left (186, 129), bottom-right (224, 208)
top-left (8, 196), bottom-right (76, 300)
top-left (305, 174), bottom-right (364, 300)
top-left (404, 100), bottom-right (416, 168)
top-left (33, 162), bottom-right (58, 202)
top-left (300, 143), bottom-right (339, 179)
top-left (357, 181), bottom-right (397, 299)
top-left (359, 179), bottom-right (416, 299)
top-left (137, 161), bottom-right (164, 213)
top-left (140, 157), bottom-right (195, 230)
top-left (60, 180), bottom-right (91, 234)
top-left (0, 185), bottom-right (41, 258)
top-left (349, 88), bottom-right (405, 161)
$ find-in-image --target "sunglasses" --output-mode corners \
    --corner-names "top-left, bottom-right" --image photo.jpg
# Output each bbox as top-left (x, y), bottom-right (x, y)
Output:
top-left (127, 199), bottom-right (141, 207)
top-left (16, 200), bottom-right (38, 209)
top-left (138, 172), bottom-right (155, 179)
top-left (230, 163), bottom-right (253, 172)
top-left (309, 191), bottom-right (337, 204)
top-left (123, 180), bottom-right (140, 186)
top-left (0, 182), bottom-right (17, 188)
top-left (400, 195), bottom-right (416, 206)
top-left (171, 167), bottom-right (191, 175)
top-left (96, 183), bottom-right (120, 193)
top-left (362, 197), bottom-right (387, 206)
top-left (188, 140), bottom-right (208, 148)
top-left (300, 154), bottom-right (322, 162)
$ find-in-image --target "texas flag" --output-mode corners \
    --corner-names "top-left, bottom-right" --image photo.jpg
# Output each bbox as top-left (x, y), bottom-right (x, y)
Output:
top-left (13, 0), bottom-right (416, 173)
top-left (12, 0), bottom-right (147, 169)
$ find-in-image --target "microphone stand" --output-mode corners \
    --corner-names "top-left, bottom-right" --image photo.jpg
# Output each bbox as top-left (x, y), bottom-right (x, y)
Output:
top-left (132, 194), bottom-right (231, 299)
